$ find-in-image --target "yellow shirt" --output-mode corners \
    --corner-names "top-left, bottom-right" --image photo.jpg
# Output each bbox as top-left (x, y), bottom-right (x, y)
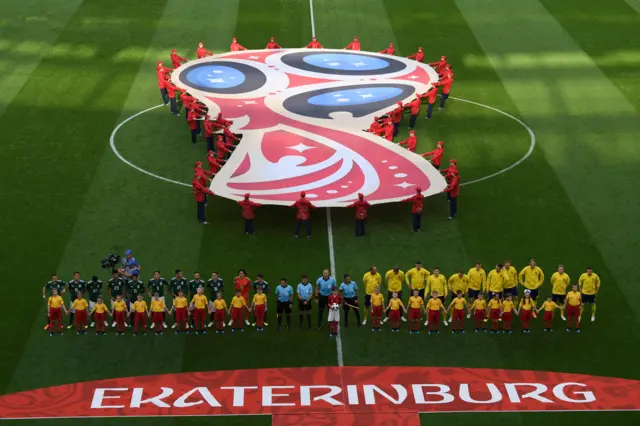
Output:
top-left (485, 270), bottom-right (505, 292)
top-left (542, 301), bottom-right (559, 312)
top-left (173, 296), bottom-right (187, 309)
top-left (408, 296), bottom-right (424, 309)
top-left (503, 266), bottom-right (518, 289)
top-left (94, 302), bottom-right (107, 313)
top-left (253, 293), bottom-right (267, 306)
top-left (472, 299), bottom-right (486, 310)
top-left (519, 266), bottom-right (544, 289)
top-left (502, 300), bottom-right (514, 313)
top-left (72, 298), bottom-right (88, 311)
top-left (519, 298), bottom-right (536, 311)
top-left (566, 291), bottom-right (582, 306)
top-left (426, 298), bottom-right (443, 311)
top-left (427, 275), bottom-right (448, 297)
top-left (551, 272), bottom-right (571, 295)
top-left (405, 267), bottom-right (430, 290)
top-left (579, 273), bottom-right (600, 295)
top-left (371, 293), bottom-right (384, 307)
top-left (362, 271), bottom-right (383, 295)
top-left (191, 294), bottom-right (208, 309)
top-left (213, 299), bottom-right (227, 310)
top-left (389, 298), bottom-right (404, 310)
top-left (451, 297), bottom-right (467, 310)
top-left (133, 300), bottom-right (147, 313)
top-left (488, 299), bottom-right (501, 310)
top-left (467, 268), bottom-right (486, 291)
top-left (48, 295), bottom-right (64, 309)
top-left (231, 295), bottom-right (246, 308)
top-left (385, 269), bottom-right (405, 292)
top-left (448, 274), bottom-right (469, 294)
top-left (113, 300), bottom-right (126, 312)
top-left (151, 299), bottom-right (166, 313)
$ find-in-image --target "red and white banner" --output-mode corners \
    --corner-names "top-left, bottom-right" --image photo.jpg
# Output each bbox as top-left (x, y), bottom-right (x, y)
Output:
top-left (0, 366), bottom-right (638, 424)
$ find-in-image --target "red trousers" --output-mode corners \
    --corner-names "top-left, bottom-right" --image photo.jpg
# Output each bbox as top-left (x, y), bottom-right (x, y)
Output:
top-left (175, 308), bottom-right (187, 330)
top-left (254, 304), bottom-right (266, 327)
top-left (428, 310), bottom-right (440, 330)
top-left (193, 308), bottom-right (206, 330)
top-left (371, 305), bottom-right (383, 327)
top-left (232, 307), bottom-right (244, 329)
top-left (474, 309), bottom-right (485, 328)
top-left (543, 310), bottom-right (554, 328)
top-left (452, 308), bottom-right (465, 330)
top-left (329, 320), bottom-right (339, 333)
top-left (409, 307), bottom-right (421, 330)
top-left (134, 312), bottom-right (147, 332)
top-left (520, 309), bottom-right (532, 329)
top-left (390, 309), bottom-right (401, 328)
top-left (95, 312), bottom-right (106, 332)
top-left (75, 309), bottom-right (87, 331)
top-left (49, 307), bottom-right (63, 331)
top-left (152, 312), bottom-right (164, 332)
top-left (502, 311), bottom-right (513, 330)
top-left (490, 308), bottom-right (501, 329)
top-left (114, 311), bottom-right (126, 332)
top-left (567, 305), bottom-right (580, 329)
top-left (215, 309), bottom-right (225, 330)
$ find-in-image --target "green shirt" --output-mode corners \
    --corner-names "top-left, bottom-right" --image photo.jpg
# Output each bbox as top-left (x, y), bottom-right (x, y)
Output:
top-left (127, 280), bottom-right (145, 298)
top-left (148, 278), bottom-right (168, 296)
top-left (207, 278), bottom-right (224, 300)
top-left (107, 278), bottom-right (125, 297)
top-left (67, 280), bottom-right (86, 299)
top-left (189, 279), bottom-right (206, 296)
top-left (44, 280), bottom-right (66, 297)
top-left (86, 279), bottom-right (103, 302)
top-left (169, 277), bottom-right (187, 297)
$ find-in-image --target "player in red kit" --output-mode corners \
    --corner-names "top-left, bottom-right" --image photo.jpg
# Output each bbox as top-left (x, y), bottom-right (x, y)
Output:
top-left (429, 55), bottom-right (449, 73)
top-left (192, 176), bottom-right (214, 224)
top-left (230, 37), bottom-right (247, 52)
top-left (403, 187), bottom-right (424, 232)
top-left (404, 94), bottom-right (422, 129)
top-left (156, 61), bottom-right (172, 106)
top-left (383, 120), bottom-right (394, 141)
top-left (216, 135), bottom-right (233, 160)
top-left (444, 170), bottom-right (460, 219)
top-left (171, 49), bottom-right (187, 68)
top-left (423, 86), bottom-right (438, 120)
top-left (266, 37), bottom-right (281, 49)
top-left (436, 66), bottom-right (454, 110)
top-left (233, 270), bottom-right (252, 326)
top-left (327, 287), bottom-right (343, 337)
top-left (408, 47), bottom-right (424, 62)
top-left (345, 36), bottom-right (360, 51)
top-left (347, 193), bottom-right (370, 237)
top-left (390, 102), bottom-right (404, 136)
top-left (441, 159), bottom-right (458, 182)
top-left (305, 37), bottom-right (323, 49)
top-left (207, 150), bottom-right (225, 173)
top-left (422, 141), bottom-right (444, 169)
top-left (238, 193), bottom-right (261, 235)
top-left (399, 130), bottom-right (417, 153)
top-left (196, 41), bottom-right (213, 59)
top-left (379, 42), bottom-right (395, 55)
top-left (291, 191), bottom-right (316, 238)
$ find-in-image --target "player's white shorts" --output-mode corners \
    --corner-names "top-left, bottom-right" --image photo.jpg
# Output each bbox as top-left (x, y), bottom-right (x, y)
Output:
top-left (159, 296), bottom-right (165, 304)
top-left (328, 308), bottom-right (340, 322)
top-left (69, 301), bottom-right (76, 313)
top-left (89, 300), bottom-right (96, 311)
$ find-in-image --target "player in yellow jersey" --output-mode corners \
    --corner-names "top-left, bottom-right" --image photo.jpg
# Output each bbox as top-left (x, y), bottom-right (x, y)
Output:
top-left (501, 295), bottom-right (515, 334)
top-left (130, 294), bottom-right (148, 336)
top-left (405, 261), bottom-right (430, 299)
top-left (467, 262), bottom-right (486, 302)
top-left (47, 288), bottom-right (67, 336)
top-left (71, 292), bottom-right (89, 334)
top-left (425, 292), bottom-right (447, 334)
top-left (550, 265), bottom-right (570, 321)
top-left (362, 266), bottom-right (382, 326)
top-left (518, 258), bottom-right (544, 300)
top-left (150, 293), bottom-right (167, 335)
top-left (88, 296), bottom-right (110, 336)
top-left (503, 260), bottom-right (518, 302)
top-left (447, 291), bottom-right (467, 333)
top-left (486, 293), bottom-right (502, 334)
top-left (111, 295), bottom-right (128, 335)
top-left (426, 268), bottom-right (448, 323)
top-left (515, 289), bottom-right (536, 333)
top-left (251, 286), bottom-right (268, 332)
top-left (369, 286), bottom-right (385, 331)
top-left (485, 264), bottom-right (506, 300)
top-left (468, 293), bottom-right (487, 332)
top-left (536, 296), bottom-right (560, 332)
top-left (190, 286), bottom-right (209, 334)
top-left (383, 267), bottom-right (405, 323)
top-left (564, 284), bottom-right (583, 333)
top-left (212, 293), bottom-right (229, 334)
top-left (386, 292), bottom-right (407, 332)
top-left (579, 267), bottom-right (600, 322)
top-left (407, 289), bottom-right (424, 333)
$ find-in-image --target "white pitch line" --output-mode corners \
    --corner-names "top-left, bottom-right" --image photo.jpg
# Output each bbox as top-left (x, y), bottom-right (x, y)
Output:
top-left (309, 0), bottom-right (316, 38)
top-left (326, 207), bottom-right (343, 367)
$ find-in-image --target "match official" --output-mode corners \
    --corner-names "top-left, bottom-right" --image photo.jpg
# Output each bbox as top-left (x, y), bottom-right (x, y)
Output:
top-left (275, 278), bottom-right (293, 331)
top-left (315, 269), bottom-right (336, 329)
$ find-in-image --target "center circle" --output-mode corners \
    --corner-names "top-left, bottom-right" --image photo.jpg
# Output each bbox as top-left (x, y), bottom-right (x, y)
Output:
top-left (302, 53), bottom-right (390, 71)
top-left (185, 65), bottom-right (246, 89)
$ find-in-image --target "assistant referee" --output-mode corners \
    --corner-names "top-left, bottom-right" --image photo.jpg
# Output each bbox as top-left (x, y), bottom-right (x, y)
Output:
top-left (315, 269), bottom-right (336, 330)
top-left (275, 278), bottom-right (293, 331)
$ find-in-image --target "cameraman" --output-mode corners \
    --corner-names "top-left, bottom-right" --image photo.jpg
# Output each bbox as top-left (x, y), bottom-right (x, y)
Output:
top-left (118, 249), bottom-right (141, 278)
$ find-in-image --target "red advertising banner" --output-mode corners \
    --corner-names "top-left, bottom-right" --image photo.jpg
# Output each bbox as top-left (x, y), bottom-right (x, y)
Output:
top-left (0, 366), bottom-right (638, 423)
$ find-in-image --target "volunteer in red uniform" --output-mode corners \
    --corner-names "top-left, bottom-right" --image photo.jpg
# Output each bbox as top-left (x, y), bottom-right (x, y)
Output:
top-left (345, 36), bottom-right (360, 51)
top-left (156, 61), bottom-right (172, 106)
top-left (441, 159), bottom-right (458, 182)
top-left (383, 120), bottom-right (394, 141)
top-left (266, 37), bottom-right (281, 49)
top-left (346, 193), bottom-right (370, 237)
top-left (291, 191), bottom-right (316, 238)
top-left (444, 170), bottom-right (460, 219)
top-left (215, 135), bottom-right (233, 160)
top-left (203, 114), bottom-right (223, 152)
top-left (215, 112), bottom-right (233, 129)
top-left (305, 37), bottom-right (323, 49)
top-left (196, 41), bottom-right (212, 59)
top-left (192, 176), bottom-right (214, 224)
top-left (379, 42), bottom-right (395, 55)
top-left (194, 161), bottom-right (214, 186)
top-left (170, 49), bottom-right (187, 68)
top-left (222, 126), bottom-right (240, 145)
top-left (187, 109), bottom-right (201, 144)
top-left (390, 102), bottom-right (404, 136)
top-left (367, 117), bottom-right (384, 136)
top-left (238, 193), bottom-right (261, 235)
top-left (408, 47), bottom-right (424, 62)
top-left (399, 130), bottom-right (417, 153)
top-left (403, 187), bottom-right (424, 232)
top-left (230, 37), bottom-right (247, 52)
top-left (423, 86), bottom-right (438, 119)
top-left (164, 77), bottom-right (182, 116)
top-left (429, 55), bottom-right (449, 73)
top-left (207, 150), bottom-right (225, 173)
top-left (436, 66), bottom-right (454, 110)
top-left (422, 141), bottom-right (444, 169)
top-left (404, 94), bottom-right (422, 129)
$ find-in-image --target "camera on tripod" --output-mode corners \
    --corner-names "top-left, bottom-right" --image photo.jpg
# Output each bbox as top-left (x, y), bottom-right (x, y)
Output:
top-left (101, 253), bottom-right (121, 271)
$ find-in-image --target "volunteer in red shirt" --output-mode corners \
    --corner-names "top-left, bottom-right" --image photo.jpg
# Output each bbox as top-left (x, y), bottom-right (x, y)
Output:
top-left (156, 61), bottom-right (172, 106)
top-left (437, 66), bottom-right (454, 110)
top-left (196, 41), bottom-right (213, 59)
top-left (404, 94), bottom-right (422, 129)
top-left (444, 170), bottom-right (460, 219)
top-left (367, 117), bottom-right (384, 136)
top-left (164, 76), bottom-right (182, 116)
top-left (207, 150), bottom-right (225, 173)
top-left (238, 193), bottom-right (261, 235)
top-left (192, 176), bottom-right (214, 224)
top-left (345, 36), bottom-right (360, 51)
top-left (423, 86), bottom-right (438, 119)
top-left (305, 37), bottom-right (323, 49)
top-left (170, 49), bottom-right (187, 68)
top-left (291, 191), bottom-right (316, 238)
top-left (187, 109), bottom-right (201, 144)
top-left (266, 37), bottom-right (281, 49)
top-left (194, 161), bottom-right (213, 205)
top-left (383, 120), bottom-right (394, 142)
top-left (230, 37), bottom-right (247, 52)
top-left (422, 141), bottom-right (444, 169)
top-left (429, 55), bottom-right (449, 73)
top-left (399, 130), bottom-right (417, 153)
top-left (441, 159), bottom-right (458, 182)
top-left (403, 187), bottom-right (424, 232)
top-left (408, 47), bottom-right (424, 62)
top-left (203, 114), bottom-right (223, 152)
top-left (379, 42), bottom-right (395, 55)
top-left (215, 135), bottom-right (233, 160)
top-left (346, 193), bottom-right (370, 237)
top-left (390, 102), bottom-right (404, 136)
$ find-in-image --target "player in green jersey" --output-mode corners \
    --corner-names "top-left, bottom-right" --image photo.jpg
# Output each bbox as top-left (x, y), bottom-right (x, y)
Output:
top-left (207, 272), bottom-right (224, 327)
top-left (148, 270), bottom-right (169, 329)
top-left (169, 269), bottom-right (188, 329)
top-left (107, 271), bottom-right (126, 327)
top-left (86, 275), bottom-right (103, 328)
top-left (66, 272), bottom-right (86, 329)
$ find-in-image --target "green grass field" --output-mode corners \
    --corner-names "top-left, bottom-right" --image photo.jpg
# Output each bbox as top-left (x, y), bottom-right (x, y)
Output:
top-left (1, 0), bottom-right (640, 424)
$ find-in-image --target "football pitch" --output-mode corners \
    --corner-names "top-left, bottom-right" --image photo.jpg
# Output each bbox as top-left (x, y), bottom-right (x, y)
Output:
top-left (1, 0), bottom-right (640, 425)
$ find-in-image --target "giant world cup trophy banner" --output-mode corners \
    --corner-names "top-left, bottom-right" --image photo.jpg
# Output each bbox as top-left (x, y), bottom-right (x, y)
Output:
top-left (171, 49), bottom-right (447, 207)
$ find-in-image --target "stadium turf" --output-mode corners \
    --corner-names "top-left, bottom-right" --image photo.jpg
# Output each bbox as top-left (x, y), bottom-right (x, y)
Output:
top-left (1, 0), bottom-right (639, 425)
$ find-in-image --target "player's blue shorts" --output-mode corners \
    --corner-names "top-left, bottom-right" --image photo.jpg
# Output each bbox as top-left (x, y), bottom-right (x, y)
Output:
top-left (503, 287), bottom-right (518, 297)
top-left (581, 293), bottom-right (596, 303)
top-left (467, 289), bottom-right (480, 299)
top-left (552, 294), bottom-right (566, 304)
top-left (526, 288), bottom-right (539, 300)
top-left (364, 294), bottom-right (372, 307)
